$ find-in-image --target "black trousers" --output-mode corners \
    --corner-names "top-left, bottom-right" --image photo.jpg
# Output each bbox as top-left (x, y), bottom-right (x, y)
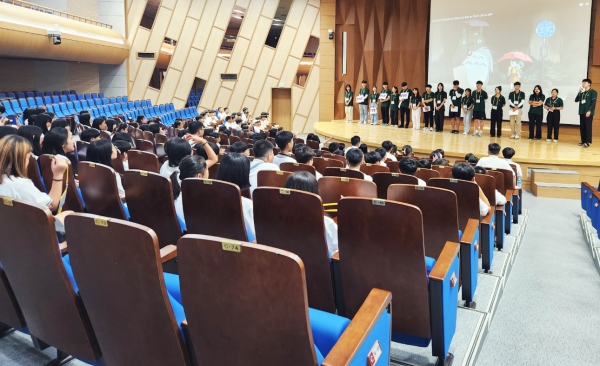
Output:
top-left (435, 108), bottom-right (445, 131)
top-left (580, 114), bottom-right (593, 143)
top-left (381, 106), bottom-right (390, 124)
top-left (546, 111), bottom-right (560, 140)
top-left (390, 109), bottom-right (398, 126)
top-left (424, 111), bottom-right (433, 128)
top-left (490, 109), bottom-right (503, 137)
top-left (400, 106), bottom-right (410, 128)
top-left (528, 113), bottom-right (542, 139)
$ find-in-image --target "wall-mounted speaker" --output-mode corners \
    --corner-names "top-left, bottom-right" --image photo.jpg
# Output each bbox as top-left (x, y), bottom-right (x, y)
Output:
top-left (221, 74), bottom-right (238, 80)
top-left (137, 52), bottom-right (155, 59)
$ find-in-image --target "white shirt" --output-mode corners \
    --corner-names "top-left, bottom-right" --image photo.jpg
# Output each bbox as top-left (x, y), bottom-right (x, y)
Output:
top-left (241, 197), bottom-right (256, 242)
top-left (252, 126), bottom-right (262, 134)
top-left (0, 175), bottom-right (51, 207)
top-left (174, 194), bottom-right (184, 225)
top-left (316, 171), bottom-right (323, 180)
top-left (122, 160), bottom-right (129, 171)
top-left (345, 145), bottom-right (360, 154)
top-left (495, 190), bottom-right (507, 205)
top-left (417, 178), bottom-right (426, 186)
top-left (160, 160), bottom-right (178, 178)
top-left (115, 172), bottom-right (125, 198)
top-left (386, 153), bottom-right (397, 161)
top-left (225, 121), bottom-right (241, 131)
top-left (379, 161), bottom-right (387, 167)
top-left (477, 156), bottom-right (514, 177)
top-left (241, 114), bottom-right (247, 123)
top-left (272, 153), bottom-right (296, 167)
top-left (504, 158), bottom-right (522, 179)
top-left (324, 215), bottom-right (338, 256)
top-left (479, 198), bottom-right (490, 217)
top-left (249, 159), bottom-right (279, 196)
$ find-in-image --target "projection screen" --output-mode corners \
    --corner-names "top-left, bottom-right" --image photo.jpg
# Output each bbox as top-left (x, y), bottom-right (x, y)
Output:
top-left (428, 0), bottom-right (592, 124)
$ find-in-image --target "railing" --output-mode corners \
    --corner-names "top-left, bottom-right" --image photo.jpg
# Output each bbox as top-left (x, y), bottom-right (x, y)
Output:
top-left (1, 0), bottom-right (113, 29)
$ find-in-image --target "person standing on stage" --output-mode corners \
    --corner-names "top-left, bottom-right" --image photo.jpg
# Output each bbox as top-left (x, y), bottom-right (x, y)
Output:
top-left (410, 88), bottom-right (423, 130)
top-left (358, 80), bottom-right (369, 124)
top-left (462, 88), bottom-right (474, 135)
top-left (369, 86), bottom-right (380, 126)
top-left (399, 82), bottom-right (411, 128)
top-left (544, 88), bottom-right (563, 142)
top-left (575, 78), bottom-right (597, 148)
top-left (449, 80), bottom-right (464, 134)
top-left (390, 86), bottom-right (399, 127)
top-left (527, 85), bottom-right (544, 140)
top-left (472, 81), bottom-right (488, 136)
top-left (508, 82), bottom-right (525, 139)
top-left (422, 84), bottom-right (434, 131)
top-left (344, 84), bottom-right (354, 124)
top-left (380, 82), bottom-right (391, 126)
top-left (490, 86), bottom-right (506, 137)
top-left (434, 83), bottom-right (447, 132)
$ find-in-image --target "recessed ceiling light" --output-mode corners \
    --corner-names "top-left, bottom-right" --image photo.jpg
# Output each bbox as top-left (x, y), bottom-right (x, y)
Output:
top-left (233, 9), bottom-right (244, 13)
top-left (232, 15), bottom-right (242, 19)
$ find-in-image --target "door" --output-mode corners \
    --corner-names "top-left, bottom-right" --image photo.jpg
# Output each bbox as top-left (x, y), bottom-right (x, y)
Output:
top-left (271, 88), bottom-right (292, 131)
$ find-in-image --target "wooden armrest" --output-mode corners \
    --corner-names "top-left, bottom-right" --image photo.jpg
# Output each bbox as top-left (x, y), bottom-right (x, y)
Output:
top-left (429, 241), bottom-right (460, 282)
top-left (331, 251), bottom-right (340, 261)
top-left (159, 244), bottom-right (177, 263)
top-left (322, 288), bottom-right (392, 366)
top-left (505, 190), bottom-right (512, 203)
top-left (512, 188), bottom-right (519, 196)
top-left (59, 242), bottom-right (68, 254)
top-left (496, 205), bottom-right (504, 212)
top-left (460, 219), bottom-right (479, 246)
top-left (481, 210), bottom-right (494, 225)
top-left (181, 319), bottom-right (187, 328)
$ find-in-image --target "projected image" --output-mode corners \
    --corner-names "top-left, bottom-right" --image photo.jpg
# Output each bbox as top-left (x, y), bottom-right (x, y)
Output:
top-left (428, 0), bottom-right (592, 124)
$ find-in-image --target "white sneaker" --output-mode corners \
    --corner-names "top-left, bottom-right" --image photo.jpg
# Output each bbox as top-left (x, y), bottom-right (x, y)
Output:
top-left (553, 139), bottom-right (558, 142)
top-left (423, 127), bottom-right (428, 131)
top-left (472, 131), bottom-right (478, 136)
top-left (510, 134), bottom-right (515, 139)
top-left (478, 131), bottom-right (483, 136)
top-left (515, 135), bottom-right (520, 139)
top-left (429, 127), bottom-right (433, 131)
top-left (546, 139), bottom-right (551, 142)
top-left (463, 131), bottom-right (468, 135)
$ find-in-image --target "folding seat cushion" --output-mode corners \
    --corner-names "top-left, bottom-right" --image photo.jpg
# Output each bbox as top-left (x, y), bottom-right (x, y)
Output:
top-left (19, 99), bottom-right (28, 110)
top-left (35, 96), bottom-right (44, 106)
top-left (87, 99), bottom-right (95, 107)
top-left (10, 100), bottom-right (23, 114)
top-left (80, 99), bottom-right (90, 109)
top-left (94, 98), bottom-right (102, 106)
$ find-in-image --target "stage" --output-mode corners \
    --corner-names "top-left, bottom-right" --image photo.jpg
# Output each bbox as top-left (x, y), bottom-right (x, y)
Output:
top-left (313, 121), bottom-right (600, 190)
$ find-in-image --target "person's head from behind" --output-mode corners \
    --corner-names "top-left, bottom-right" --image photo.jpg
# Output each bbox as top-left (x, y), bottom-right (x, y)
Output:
top-left (375, 147), bottom-right (387, 163)
top-left (80, 128), bottom-right (101, 143)
top-left (86, 139), bottom-right (117, 168)
top-left (171, 155), bottom-right (208, 199)
top-left (364, 151), bottom-right (380, 164)
top-left (79, 113), bottom-right (91, 126)
top-left (295, 145), bottom-right (315, 165)
top-left (275, 131), bottom-right (294, 152)
top-left (173, 120), bottom-right (182, 129)
top-left (35, 113), bottom-right (52, 134)
top-left (382, 140), bottom-right (393, 153)
top-left (112, 132), bottom-right (134, 146)
top-left (51, 119), bottom-right (70, 131)
top-left (105, 119), bottom-right (117, 133)
top-left (253, 139), bottom-right (274, 163)
top-left (137, 115), bottom-right (147, 124)
top-left (231, 141), bottom-right (249, 156)
top-left (217, 153), bottom-right (250, 190)
top-left (433, 158), bottom-right (448, 166)
top-left (474, 166), bottom-right (487, 175)
top-left (452, 163), bottom-right (476, 182)
top-left (17, 125), bottom-right (43, 156)
top-left (359, 143), bottom-right (368, 154)
top-left (113, 140), bottom-right (131, 161)
top-left (188, 121), bottom-right (204, 137)
top-left (0, 135), bottom-right (33, 180)
top-left (502, 147), bottom-right (516, 159)
top-left (165, 137), bottom-right (192, 167)
top-left (465, 153), bottom-right (475, 161)
top-left (399, 157), bottom-right (418, 175)
top-left (346, 148), bottom-right (364, 169)
top-left (0, 126), bottom-right (17, 140)
top-left (351, 135), bottom-right (361, 147)
top-left (92, 118), bottom-right (107, 131)
top-left (116, 123), bottom-right (128, 133)
top-left (402, 145), bottom-right (413, 157)
top-left (488, 143), bottom-right (501, 156)
top-left (284, 171), bottom-right (318, 195)
top-left (195, 142), bottom-right (219, 160)
top-left (468, 155), bottom-right (479, 164)
top-left (148, 123), bottom-right (161, 135)
top-left (328, 142), bottom-right (340, 153)
top-left (41, 127), bottom-right (74, 155)
top-left (416, 158), bottom-right (431, 169)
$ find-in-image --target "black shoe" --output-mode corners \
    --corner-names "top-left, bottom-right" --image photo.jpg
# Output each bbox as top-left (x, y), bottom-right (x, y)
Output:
top-left (585, 143), bottom-right (590, 148)
top-left (490, 135), bottom-right (495, 137)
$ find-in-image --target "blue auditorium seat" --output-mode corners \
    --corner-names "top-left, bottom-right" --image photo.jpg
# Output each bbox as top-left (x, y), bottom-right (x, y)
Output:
top-left (26, 92), bottom-right (34, 98)
top-left (66, 102), bottom-right (77, 115)
top-left (73, 100), bottom-right (83, 113)
top-left (80, 99), bottom-right (90, 109)
top-left (91, 93), bottom-right (98, 99)
top-left (43, 96), bottom-right (52, 105)
top-left (1, 101), bottom-right (14, 115)
top-left (35, 97), bottom-right (44, 107)
top-left (122, 96), bottom-right (128, 102)
top-left (52, 104), bottom-right (65, 118)
top-left (11, 100), bottom-right (23, 114)
top-left (134, 100), bottom-right (141, 109)
top-left (116, 96), bottom-right (122, 103)
top-left (17, 92), bottom-right (25, 99)
top-left (60, 95), bottom-right (67, 103)
top-left (19, 99), bottom-right (28, 111)
top-left (98, 93), bottom-right (104, 99)
top-left (109, 97), bottom-right (116, 104)
top-left (77, 94), bottom-right (84, 100)
top-left (102, 98), bottom-right (109, 105)
top-left (35, 92), bottom-right (43, 97)
top-left (53, 91), bottom-right (61, 96)
top-left (84, 93), bottom-right (91, 99)
top-left (141, 100), bottom-right (148, 108)
top-left (108, 104), bottom-right (119, 116)
top-left (69, 90), bottom-right (76, 94)
top-left (44, 92), bottom-right (52, 96)
top-left (0, 93), bottom-right (6, 99)
top-left (51, 95), bottom-right (60, 104)
top-left (61, 90), bottom-right (69, 95)
top-left (68, 94), bottom-right (76, 101)
top-left (26, 98), bottom-right (37, 108)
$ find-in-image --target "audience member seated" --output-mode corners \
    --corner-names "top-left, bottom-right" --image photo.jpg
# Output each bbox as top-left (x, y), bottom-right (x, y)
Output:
top-left (17, 125), bottom-right (43, 158)
top-left (399, 157), bottom-right (426, 186)
top-left (364, 151), bottom-right (381, 165)
top-left (375, 147), bottom-right (388, 166)
top-left (113, 140), bottom-right (131, 171)
top-left (35, 113), bottom-right (52, 135)
top-left (345, 135), bottom-right (361, 154)
top-left (476, 143), bottom-right (515, 181)
top-left (417, 158), bottom-right (432, 169)
top-left (160, 137), bottom-right (192, 178)
top-left (249, 139), bottom-right (279, 195)
top-left (137, 115), bottom-right (148, 124)
top-left (0, 126), bottom-right (17, 140)
top-left (328, 142), bottom-right (340, 154)
top-left (359, 143), bottom-right (368, 154)
top-left (51, 119), bottom-right (70, 131)
top-left (41, 127), bottom-right (75, 159)
top-left (80, 128), bottom-right (100, 143)
top-left (401, 145), bottom-right (414, 157)
top-left (346, 148), bottom-right (372, 181)
top-left (92, 118), bottom-right (108, 132)
top-left (86, 140), bottom-right (125, 199)
top-left (112, 132), bottom-right (135, 147)
top-left (382, 140), bottom-right (396, 161)
top-left (294, 145), bottom-right (322, 179)
top-left (502, 147), bottom-right (523, 186)
top-left (230, 141), bottom-right (249, 156)
top-left (273, 131), bottom-right (297, 167)
top-left (79, 113), bottom-right (91, 127)
top-left (433, 158), bottom-right (449, 166)
top-left (468, 155), bottom-right (479, 164)
top-left (452, 162), bottom-right (491, 217)
top-left (148, 123), bottom-right (161, 135)
top-left (474, 166), bottom-right (508, 205)
top-left (106, 118), bottom-right (117, 134)
top-left (284, 171), bottom-right (338, 255)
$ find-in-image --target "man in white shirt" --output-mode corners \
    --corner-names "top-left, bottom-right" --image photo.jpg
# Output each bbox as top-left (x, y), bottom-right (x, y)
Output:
top-left (399, 157), bottom-right (426, 186)
top-left (476, 143), bottom-right (516, 186)
top-left (241, 107), bottom-right (249, 123)
top-left (453, 163), bottom-right (491, 217)
top-left (293, 145), bottom-right (323, 179)
top-left (272, 131), bottom-right (297, 167)
top-left (249, 139), bottom-right (279, 196)
top-left (382, 140), bottom-right (397, 161)
top-left (344, 135), bottom-right (361, 154)
top-left (252, 119), bottom-right (262, 134)
top-left (502, 147), bottom-right (523, 187)
top-left (346, 148), bottom-right (372, 181)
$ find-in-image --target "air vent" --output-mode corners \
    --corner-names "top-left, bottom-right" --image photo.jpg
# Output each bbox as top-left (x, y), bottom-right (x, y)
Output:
top-left (221, 74), bottom-right (238, 80)
top-left (137, 52), bottom-right (155, 59)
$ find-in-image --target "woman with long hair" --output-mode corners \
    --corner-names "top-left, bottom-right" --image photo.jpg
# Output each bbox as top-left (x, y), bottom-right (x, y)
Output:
top-left (528, 85), bottom-right (545, 140)
top-left (434, 83), bottom-right (447, 132)
top-left (410, 88), bottom-right (422, 130)
top-left (344, 84), bottom-right (354, 123)
top-left (86, 139), bottom-right (125, 199)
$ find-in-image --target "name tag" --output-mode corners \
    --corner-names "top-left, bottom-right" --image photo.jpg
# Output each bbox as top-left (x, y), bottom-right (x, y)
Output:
top-left (456, 93), bottom-right (462, 97)
top-left (437, 100), bottom-right (441, 104)
top-left (476, 99), bottom-right (481, 103)
top-left (413, 104), bottom-right (417, 107)
top-left (452, 96), bottom-right (457, 100)
top-left (463, 104), bottom-right (468, 108)
top-left (492, 106), bottom-right (497, 110)
top-left (391, 101), bottom-right (395, 105)
top-left (582, 100), bottom-right (586, 104)
top-left (424, 106), bottom-right (431, 112)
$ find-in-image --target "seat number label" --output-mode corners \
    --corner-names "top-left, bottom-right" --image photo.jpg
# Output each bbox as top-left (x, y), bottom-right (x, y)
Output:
top-left (368, 340), bottom-right (382, 366)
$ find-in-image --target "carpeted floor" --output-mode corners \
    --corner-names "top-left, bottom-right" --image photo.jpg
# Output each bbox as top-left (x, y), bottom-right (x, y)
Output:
top-left (477, 192), bottom-right (600, 366)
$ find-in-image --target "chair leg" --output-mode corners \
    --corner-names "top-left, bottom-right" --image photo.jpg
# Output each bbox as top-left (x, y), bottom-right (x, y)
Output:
top-left (512, 195), bottom-right (519, 224)
top-left (0, 323), bottom-right (14, 339)
top-left (31, 335), bottom-right (50, 350)
top-left (184, 327), bottom-right (199, 366)
top-left (435, 353), bottom-right (454, 366)
top-left (44, 350), bottom-right (73, 366)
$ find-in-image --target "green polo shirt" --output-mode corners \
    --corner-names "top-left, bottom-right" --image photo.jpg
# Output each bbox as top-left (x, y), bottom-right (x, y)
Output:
top-left (449, 87), bottom-right (464, 107)
top-left (390, 93), bottom-right (399, 111)
top-left (422, 91), bottom-right (434, 108)
top-left (399, 88), bottom-right (411, 108)
top-left (508, 91), bottom-right (526, 109)
top-left (529, 93), bottom-right (545, 115)
top-left (369, 93), bottom-right (379, 104)
top-left (491, 95), bottom-right (506, 110)
top-left (435, 91), bottom-right (447, 108)
top-left (545, 97), bottom-right (563, 110)
top-left (578, 89), bottom-right (598, 115)
top-left (359, 87), bottom-right (369, 105)
top-left (345, 91), bottom-right (354, 107)
top-left (472, 89), bottom-right (488, 112)
top-left (461, 95), bottom-right (473, 109)
top-left (380, 88), bottom-right (391, 107)
top-left (410, 95), bottom-right (422, 107)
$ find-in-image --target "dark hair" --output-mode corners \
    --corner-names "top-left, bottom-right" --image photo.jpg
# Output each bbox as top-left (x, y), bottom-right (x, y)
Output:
top-left (533, 85), bottom-right (542, 95)
top-left (382, 140), bottom-right (393, 152)
top-left (453, 80), bottom-right (459, 86)
top-left (552, 88), bottom-right (559, 94)
top-left (34, 113), bottom-right (52, 134)
top-left (41, 127), bottom-right (69, 155)
top-left (173, 120), bottom-right (182, 128)
top-left (416, 158), bottom-right (432, 169)
top-left (292, 143), bottom-right (306, 155)
top-left (476, 80), bottom-right (483, 85)
top-left (350, 135), bottom-right (361, 146)
top-left (106, 119), bottom-right (117, 133)
top-left (402, 145), bottom-right (413, 156)
top-left (495, 86), bottom-right (502, 92)
top-left (399, 157), bottom-right (418, 175)
top-left (217, 153), bottom-right (250, 190)
top-left (136, 115), bottom-right (146, 123)
top-left (452, 163), bottom-right (475, 181)
top-left (92, 118), bottom-right (106, 130)
top-left (412, 88), bottom-right (420, 96)
top-left (437, 83), bottom-right (444, 91)
top-left (502, 147), bottom-right (516, 159)
top-left (177, 129), bottom-right (188, 137)
top-left (465, 153), bottom-right (475, 161)
top-left (112, 132), bottom-right (135, 147)
top-left (465, 88), bottom-right (472, 95)
top-left (113, 140), bottom-right (132, 154)
top-left (51, 119), bottom-right (69, 130)
top-left (346, 148), bottom-right (364, 167)
top-left (294, 145), bottom-right (315, 164)
top-left (165, 137), bottom-right (192, 167)
top-left (401, 82), bottom-right (407, 87)
top-left (17, 125), bottom-right (43, 156)
top-left (86, 139), bottom-right (114, 168)
top-left (583, 78), bottom-right (592, 84)
top-left (195, 142), bottom-right (219, 160)
top-left (375, 147), bottom-right (387, 162)
top-left (0, 126), bottom-right (17, 140)
top-left (306, 133), bottom-right (321, 143)
top-left (148, 123), bottom-right (161, 135)
top-left (129, 122), bottom-right (139, 129)
top-left (426, 84), bottom-right (432, 88)
top-left (361, 80), bottom-right (367, 84)
top-left (284, 171), bottom-right (318, 194)
top-left (468, 155), bottom-right (479, 164)
top-left (253, 139), bottom-right (273, 158)
top-left (514, 81), bottom-right (521, 86)
top-left (80, 129), bottom-right (101, 142)
top-left (383, 81), bottom-right (388, 86)
top-left (328, 142), bottom-right (340, 153)
top-left (433, 158), bottom-right (448, 166)
top-left (231, 141), bottom-right (249, 154)
top-left (188, 121), bottom-right (204, 135)
top-left (116, 123), bottom-right (128, 133)
top-left (345, 84), bottom-right (352, 91)
top-left (359, 143), bottom-right (368, 154)
top-left (171, 155), bottom-right (207, 200)
top-left (332, 149), bottom-right (344, 156)
top-left (474, 166), bottom-right (487, 175)
top-left (364, 151), bottom-right (381, 164)
top-left (338, 142), bottom-right (346, 152)
top-left (488, 143), bottom-right (501, 155)
top-left (275, 131), bottom-right (294, 150)
top-left (23, 108), bottom-right (37, 122)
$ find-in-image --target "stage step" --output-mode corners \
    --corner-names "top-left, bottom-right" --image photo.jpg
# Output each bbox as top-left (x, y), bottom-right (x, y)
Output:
top-left (531, 169), bottom-right (580, 184)
top-left (531, 182), bottom-right (581, 199)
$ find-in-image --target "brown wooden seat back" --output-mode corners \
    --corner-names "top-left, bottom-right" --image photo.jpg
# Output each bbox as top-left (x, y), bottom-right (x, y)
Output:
top-left (135, 139), bottom-right (155, 153)
top-left (330, 155), bottom-right (347, 165)
top-left (177, 235), bottom-right (318, 365)
top-left (0, 266), bottom-right (25, 329)
top-left (99, 130), bottom-right (111, 140)
top-left (230, 135), bottom-right (241, 144)
top-left (154, 133), bottom-right (168, 144)
top-left (142, 130), bottom-right (155, 142)
top-left (318, 177), bottom-right (377, 217)
top-left (337, 198), bottom-right (430, 339)
top-left (78, 162), bottom-right (126, 219)
top-left (208, 162), bottom-right (220, 179)
top-left (414, 168), bottom-right (440, 182)
top-left (112, 150), bottom-right (126, 175)
top-left (373, 172), bottom-right (419, 199)
top-left (0, 198), bottom-right (100, 362)
top-left (257, 170), bottom-right (292, 188)
top-left (181, 178), bottom-right (247, 241)
top-left (387, 185), bottom-right (459, 259)
top-left (279, 162), bottom-right (317, 176)
top-left (123, 171), bottom-right (182, 247)
top-left (134, 128), bottom-right (143, 140)
top-left (324, 167), bottom-right (365, 180)
top-left (219, 133), bottom-right (229, 145)
top-left (474, 174), bottom-right (497, 205)
top-left (28, 155), bottom-right (46, 193)
top-left (361, 163), bottom-right (390, 177)
top-left (432, 165), bottom-right (454, 178)
top-left (128, 150), bottom-right (160, 173)
top-left (205, 136), bottom-right (218, 144)
top-left (487, 170), bottom-right (505, 194)
top-left (76, 140), bottom-right (89, 162)
top-left (385, 160), bottom-right (399, 173)
top-left (64, 214), bottom-right (189, 365)
top-left (312, 157), bottom-right (344, 175)
top-left (427, 178), bottom-right (480, 228)
top-left (253, 188), bottom-right (335, 312)
top-left (307, 140), bottom-right (319, 149)
top-left (39, 154), bottom-right (83, 212)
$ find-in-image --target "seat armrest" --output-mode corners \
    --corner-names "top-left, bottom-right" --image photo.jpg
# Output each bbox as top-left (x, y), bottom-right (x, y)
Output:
top-left (505, 190), bottom-right (513, 204)
top-left (322, 288), bottom-right (392, 366)
top-left (332, 251), bottom-right (340, 261)
top-left (429, 241), bottom-right (460, 282)
top-left (59, 242), bottom-right (68, 254)
top-left (481, 210), bottom-right (494, 225)
top-left (460, 219), bottom-right (479, 248)
top-left (160, 244), bottom-right (177, 263)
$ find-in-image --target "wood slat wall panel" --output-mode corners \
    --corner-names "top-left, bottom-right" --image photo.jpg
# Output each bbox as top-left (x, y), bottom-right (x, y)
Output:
top-left (228, 66), bottom-right (254, 111)
top-left (144, 86), bottom-right (160, 105)
top-left (187, 0), bottom-right (207, 20)
top-left (268, 26), bottom-right (298, 79)
top-left (128, 27), bottom-right (150, 83)
top-left (256, 76), bottom-right (279, 115)
top-left (242, 95), bottom-right (258, 116)
top-left (213, 0), bottom-right (237, 31)
top-left (165, 0), bottom-right (192, 41)
top-left (226, 36), bottom-right (250, 74)
top-left (238, 0), bottom-right (265, 37)
top-left (199, 57), bottom-right (228, 109)
top-left (290, 5), bottom-right (319, 59)
top-left (196, 27), bottom-right (226, 80)
top-left (215, 86), bottom-right (233, 109)
top-left (174, 47), bottom-right (203, 102)
top-left (292, 114), bottom-right (307, 132)
top-left (192, 0), bottom-right (222, 50)
top-left (161, 0), bottom-right (177, 10)
top-left (169, 17), bottom-right (199, 71)
top-left (291, 85), bottom-right (304, 116)
top-left (304, 90), bottom-right (320, 132)
top-left (286, 0), bottom-right (309, 29)
top-left (127, 0), bottom-right (146, 42)
top-left (241, 16), bottom-right (272, 69)
top-left (298, 65), bottom-right (319, 117)
top-left (236, 0), bottom-right (250, 9)
top-left (280, 56), bottom-right (302, 87)
top-left (247, 46), bottom-right (275, 99)
top-left (157, 68), bottom-right (182, 105)
top-left (261, 0), bottom-right (279, 18)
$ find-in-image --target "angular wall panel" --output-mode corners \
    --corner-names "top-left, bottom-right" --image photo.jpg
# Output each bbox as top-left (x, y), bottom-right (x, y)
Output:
top-left (228, 66), bottom-right (254, 111)
top-left (174, 47), bottom-right (203, 101)
top-left (226, 36), bottom-right (250, 74)
top-left (196, 27), bottom-right (226, 80)
top-left (165, 0), bottom-right (192, 40)
top-left (169, 17), bottom-right (199, 71)
top-left (286, 0), bottom-right (309, 29)
top-left (241, 16), bottom-right (272, 70)
top-left (238, 0), bottom-right (264, 37)
top-left (268, 26), bottom-right (297, 79)
top-left (247, 46), bottom-right (275, 99)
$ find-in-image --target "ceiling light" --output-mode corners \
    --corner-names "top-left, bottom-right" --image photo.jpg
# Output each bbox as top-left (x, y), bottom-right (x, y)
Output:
top-left (232, 15), bottom-right (242, 19)
top-left (233, 9), bottom-right (244, 13)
